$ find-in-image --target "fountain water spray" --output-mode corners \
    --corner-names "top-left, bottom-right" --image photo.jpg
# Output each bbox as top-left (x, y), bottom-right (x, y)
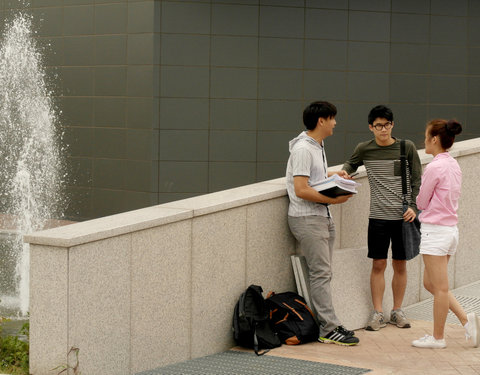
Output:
top-left (0, 13), bottom-right (65, 316)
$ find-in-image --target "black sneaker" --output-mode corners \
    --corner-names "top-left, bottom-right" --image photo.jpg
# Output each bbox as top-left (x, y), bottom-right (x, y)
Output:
top-left (318, 326), bottom-right (360, 346)
top-left (338, 325), bottom-right (355, 337)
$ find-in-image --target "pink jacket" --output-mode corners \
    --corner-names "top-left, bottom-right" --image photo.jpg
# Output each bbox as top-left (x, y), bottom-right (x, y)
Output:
top-left (417, 152), bottom-right (462, 226)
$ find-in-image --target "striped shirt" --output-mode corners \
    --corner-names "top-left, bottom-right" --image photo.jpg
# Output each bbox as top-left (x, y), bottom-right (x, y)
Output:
top-left (343, 138), bottom-right (421, 220)
top-left (286, 131), bottom-right (330, 217)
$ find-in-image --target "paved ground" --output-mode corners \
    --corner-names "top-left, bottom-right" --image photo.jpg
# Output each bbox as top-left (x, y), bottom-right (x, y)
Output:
top-left (261, 319), bottom-right (480, 375)
top-left (235, 281), bottom-right (480, 374)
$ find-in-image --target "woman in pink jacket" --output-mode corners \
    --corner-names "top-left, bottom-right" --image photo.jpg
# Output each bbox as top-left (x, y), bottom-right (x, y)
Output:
top-left (412, 119), bottom-right (480, 349)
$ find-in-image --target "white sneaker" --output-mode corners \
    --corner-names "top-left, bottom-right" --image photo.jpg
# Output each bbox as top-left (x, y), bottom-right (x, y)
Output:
top-left (412, 334), bottom-right (446, 349)
top-left (465, 312), bottom-right (480, 348)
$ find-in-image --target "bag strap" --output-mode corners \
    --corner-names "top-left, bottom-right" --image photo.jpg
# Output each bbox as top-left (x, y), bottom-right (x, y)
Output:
top-left (400, 139), bottom-right (408, 206)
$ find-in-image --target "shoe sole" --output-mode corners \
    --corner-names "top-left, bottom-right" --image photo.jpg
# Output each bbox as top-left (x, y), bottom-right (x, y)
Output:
top-left (318, 338), bottom-right (359, 346)
top-left (389, 321), bottom-right (411, 328)
top-left (365, 323), bottom-right (386, 331)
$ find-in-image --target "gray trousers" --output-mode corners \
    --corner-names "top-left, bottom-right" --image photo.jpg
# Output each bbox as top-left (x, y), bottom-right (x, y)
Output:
top-left (288, 215), bottom-right (341, 336)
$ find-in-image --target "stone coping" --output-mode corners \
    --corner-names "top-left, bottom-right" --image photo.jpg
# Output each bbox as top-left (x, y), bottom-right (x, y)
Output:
top-left (23, 137), bottom-right (480, 248)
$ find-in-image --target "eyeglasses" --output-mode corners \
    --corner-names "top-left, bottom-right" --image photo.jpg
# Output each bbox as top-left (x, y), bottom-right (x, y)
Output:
top-left (372, 122), bottom-right (393, 131)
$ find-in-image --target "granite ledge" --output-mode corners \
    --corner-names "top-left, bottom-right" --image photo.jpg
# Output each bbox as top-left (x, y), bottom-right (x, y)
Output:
top-left (24, 206), bottom-right (193, 248)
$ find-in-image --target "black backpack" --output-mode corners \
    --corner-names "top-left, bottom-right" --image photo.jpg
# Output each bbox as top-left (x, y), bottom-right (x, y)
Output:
top-left (266, 291), bottom-right (319, 345)
top-left (232, 285), bottom-right (281, 355)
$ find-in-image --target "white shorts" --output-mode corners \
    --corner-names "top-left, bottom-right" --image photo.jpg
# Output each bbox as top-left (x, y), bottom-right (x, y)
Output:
top-left (419, 223), bottom-right (459, 256)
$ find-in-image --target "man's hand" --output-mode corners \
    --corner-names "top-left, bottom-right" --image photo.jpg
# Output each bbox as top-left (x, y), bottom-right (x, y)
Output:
top-left (329, 170), bottom-right (350, 178)
top-left (403, 207), bottom-right (416, 222)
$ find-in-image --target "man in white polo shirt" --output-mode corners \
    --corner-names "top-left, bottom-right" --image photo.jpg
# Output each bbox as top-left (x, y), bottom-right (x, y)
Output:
top-left (286, 101), bottom-right (359, 346)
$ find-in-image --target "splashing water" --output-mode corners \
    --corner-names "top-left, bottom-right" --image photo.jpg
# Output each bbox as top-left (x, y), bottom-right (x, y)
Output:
top-left (0, 13), bottom-right (65, 317)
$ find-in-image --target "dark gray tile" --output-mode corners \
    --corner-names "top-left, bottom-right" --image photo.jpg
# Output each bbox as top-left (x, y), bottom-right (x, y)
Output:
top-left (468, 77), bottom-right (480, 105)
top-left (94, 67), bottom-right (127, 96)
top-left (259, 38), bottom-right (303, 69)
top-left (94, 98), bottom-right (126, 128)
top-left (306, 0), bottom-right (347, 9)
top-left (258, 69), bottom-right (302, 100)
top-left (469, 0), bottom-right (480, 17)
top-left (468, 48), bottom-right (480, 74)
top-left (347, 72), bottom-right (389, 103)
top-left (64, 5), bottom-right (94, 36)
top-left (159, 161), bottom-right (208, 193)
top-left (348, 42), bottom-right (389, 72)
top-left (210, 99), bottom-right (257, 130)
top-left (305, 40), bottom-right (347, 70)
top-left (32, 7), bottom-right (63, 36)
top-left (389, 74), bottom-right (428, 103)
top-left (161, 66), bottom-right (209, 98)
top-left (211, 36), bottom-right (258, 68)
top-left (39, 37), bottom-right (64, 66)
top-left (161, 34), bottom-right (210, 66)
top-left (95, 3), bottom-right (127, 34)
top-left (62, 97), bottom-right (93, 127)
top-left (259, 0), bottom-right (303, 6)
top-left (63, 127), bottom-right (94, 157)
top-left (323, 129), bottom-right (346, 166)
top-left (63, 36), bottom-right (94, 66)
top-left (212, 4), bottom-right (259, 36)
top-left (64, 0), bottom-right (92, 5)
top-left (430, 76), bottom-right (467, 104)
top-left (161, 2), bottom-right (210, 34)
top-left (344, 102), bottom-right (371, 129)
top-left (391, 13), bottom-right (429, 43)
top-left (127, 98), bottom-right (158, 130)
top-left (304, 71), bottom-right (346, 101)
top-left (126, 129), bottom-right (159, 161)
top-left (344, 131), bottom-right (373, 159)
top-left (257, 131), bottom-right (297, 162)
top-left (159, 130), bottom-right (209, 161)
top-left (349, 0), bottom-right (390, 12)
top-left (93, 128), bottom-right (127, 158)
top-left (62, 67), bottom-right (94, 96)
top-left (259, 5), bottom-right (304, 38)
top-left (430, 16), bottom-right (467, 45)
top-left (158, 192), bottom-right (200, 204)
top-left (129, 1), bottom-right (158, 33)
top-left (91, 189), bottom-right (126, 217)
top-left (214, 0), bottom-right (258, 4)
top-left (468, 17), bottom-right (480, 46)
top-left (65, 157), bottom-right (92, 187)
top-left (429, 45), bottom-right (467, 75)
top-left (160, 98), bottom-right (209, 130)
top-left (123, 160), bottom-right (158, 191)
top-left (209, 130), bottom-right (256, 161)
top-left (127, 66), bottom-right (158, 97)
top-left (305, 9), bottom-right (348, 40)
top-left (257, 100), bottom-right (303, 131)
top-left (208, 162), bottom-right (256, 192)
top-left (391, 0), bottom-right (429, 14)
top-left (93, 159), bottom-right (125, 189)
top-left (128, 34), bottom-right (158, 65)
top-left (64, 187), bottom-right (92, 220)
top-left (210, 68), bottom-right (257, 99)
top-left (466, 106), bottom-right (480, 131)
top-left (388, 103), bottom-right (429, 133)
top-left (33, 0), bottom-right (63, 6)
top-left (431, 0), bottom-right (467, 16)
top-left (390, 44), bottom-right (429, 74)
top-left (427, 105), bottom-right (466, 125)
top-left (256, 162), bottom-right (287, 181)
top-left (348, 11), bottom-right (390, 42)
top-left (95, 35), bottom-right (127, 65)
top-left (122, 192), bottom-right (158, 213)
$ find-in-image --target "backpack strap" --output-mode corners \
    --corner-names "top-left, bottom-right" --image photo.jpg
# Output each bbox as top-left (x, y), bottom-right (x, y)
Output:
top-left (400, 139), bottom-right (408, 206)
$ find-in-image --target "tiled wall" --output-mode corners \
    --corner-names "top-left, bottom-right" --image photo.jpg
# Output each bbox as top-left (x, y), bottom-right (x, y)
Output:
top-left (2, 0), bottom-right (480, 220)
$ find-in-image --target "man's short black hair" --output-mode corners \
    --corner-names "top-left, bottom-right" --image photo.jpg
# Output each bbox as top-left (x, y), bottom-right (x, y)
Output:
top-left (368, 105), bottom-right (394, 125)
top-left (303, 101), bottom-right (337, 130)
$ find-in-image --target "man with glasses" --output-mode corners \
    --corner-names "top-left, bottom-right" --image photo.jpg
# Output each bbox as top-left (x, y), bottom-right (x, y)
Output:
top-left (342, 105), bottom-right (421, 331)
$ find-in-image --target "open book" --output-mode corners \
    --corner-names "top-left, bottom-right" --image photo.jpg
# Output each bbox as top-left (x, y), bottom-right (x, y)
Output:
top-left (311, 174), bottom-right (360, 198)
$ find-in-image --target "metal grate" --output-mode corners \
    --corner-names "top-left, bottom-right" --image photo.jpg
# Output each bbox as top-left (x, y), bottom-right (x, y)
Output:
top-left (405, 281), bottom-right (480, 325)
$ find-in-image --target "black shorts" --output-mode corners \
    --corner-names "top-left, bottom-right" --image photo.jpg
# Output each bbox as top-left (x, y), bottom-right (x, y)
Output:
top-left (367, 218), bottom-right (406, 260)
